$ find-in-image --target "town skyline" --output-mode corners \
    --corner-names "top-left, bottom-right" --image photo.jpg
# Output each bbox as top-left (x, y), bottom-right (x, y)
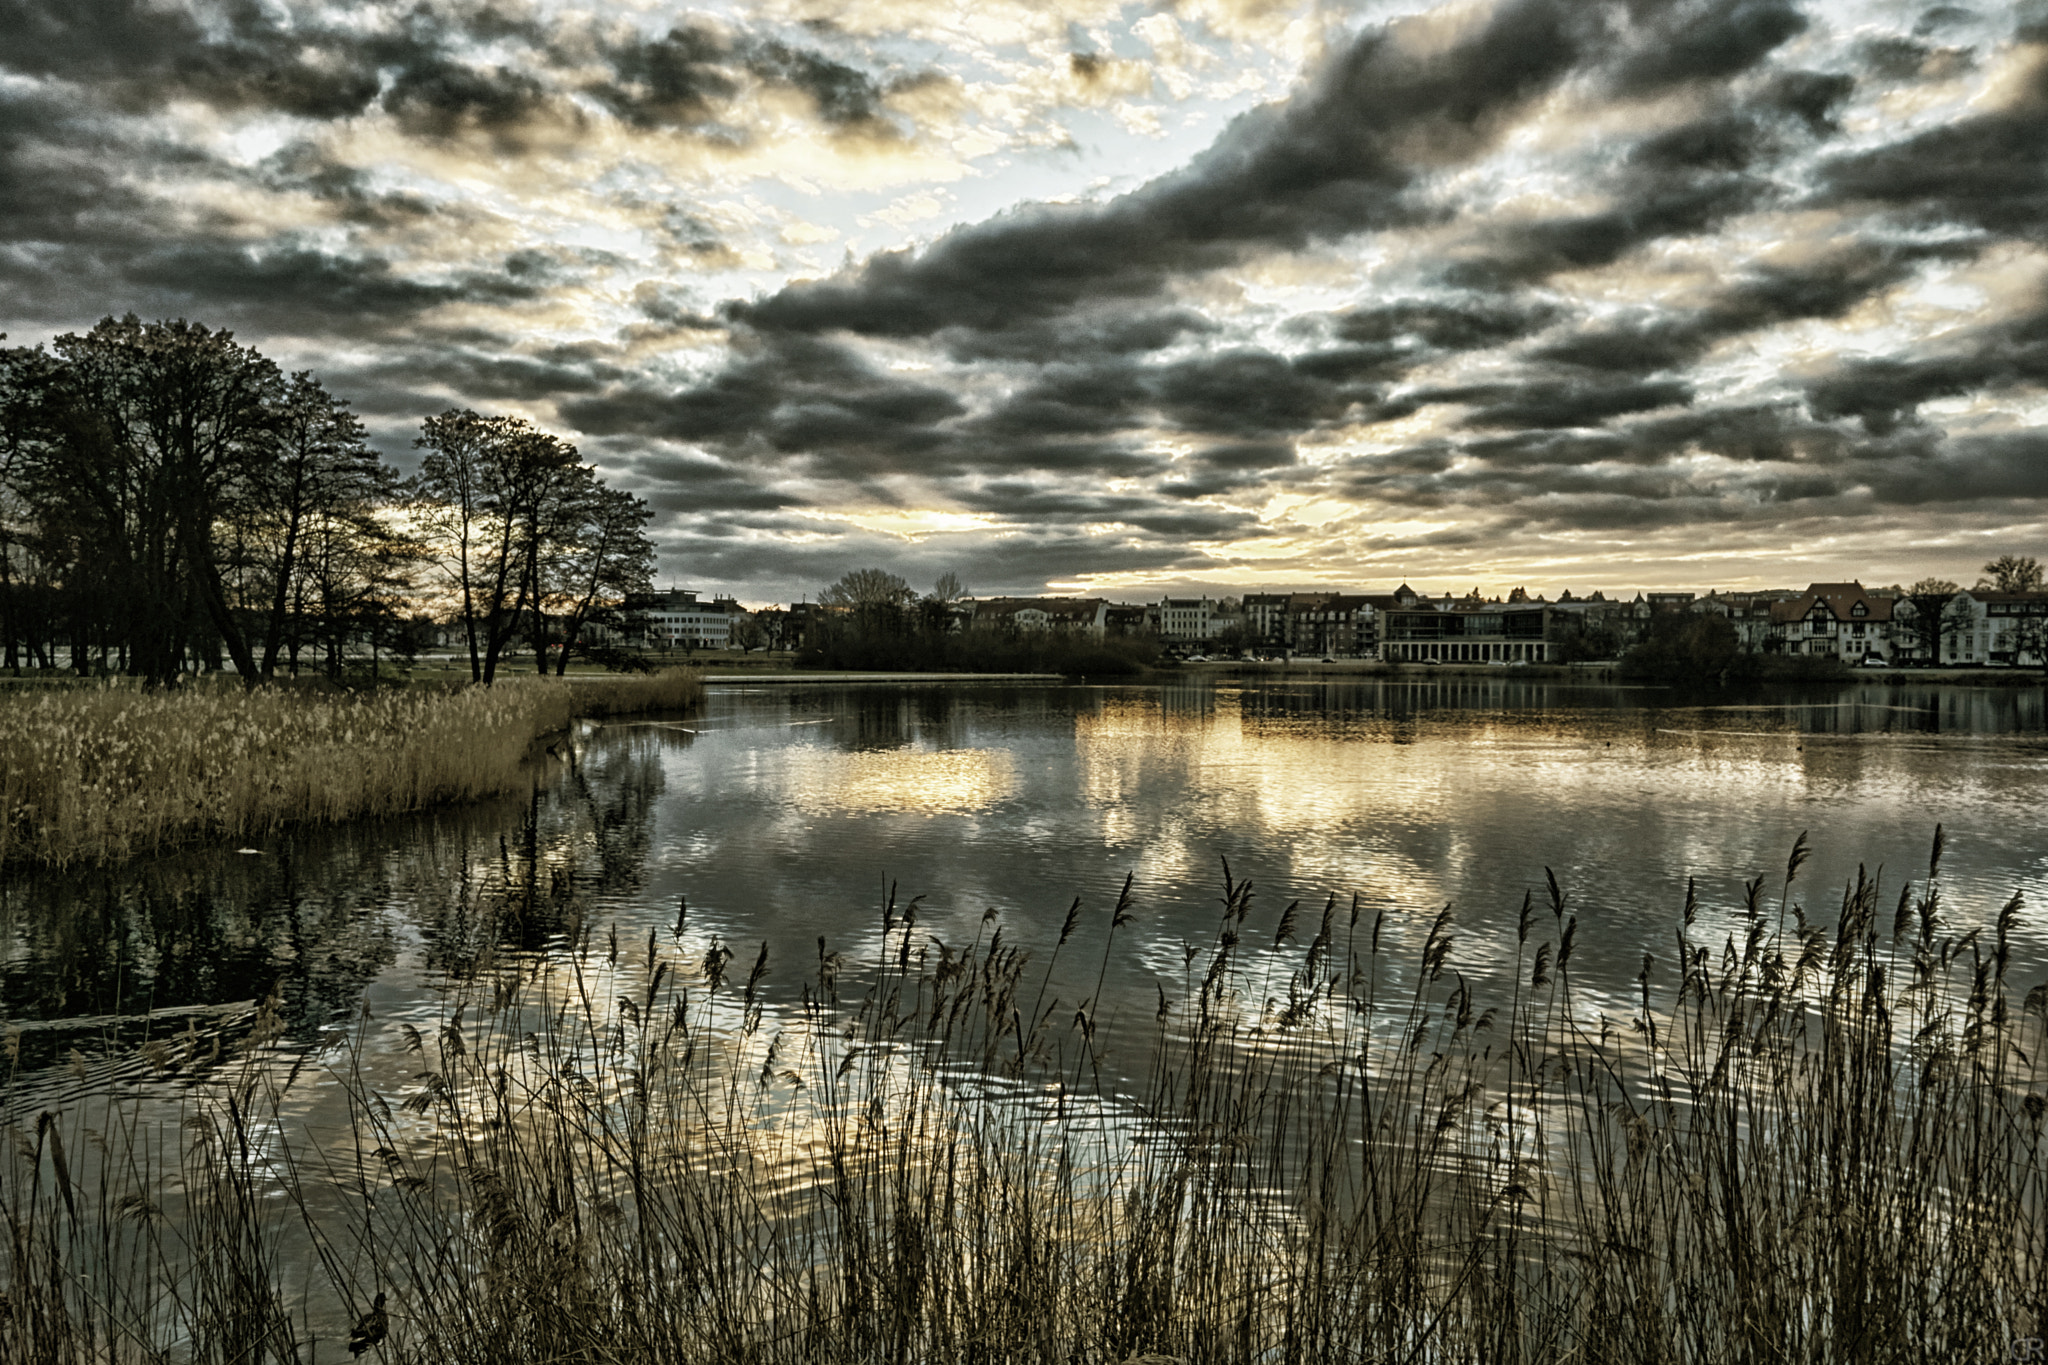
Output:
top-left (4, 0), bottom-right (2045, 603)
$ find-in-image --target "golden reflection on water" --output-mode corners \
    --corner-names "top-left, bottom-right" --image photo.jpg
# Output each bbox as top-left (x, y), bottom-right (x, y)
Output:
top-left (1076, 690), bottom-right (1450, 919)
top-left (782, 746), bottom-right (1017, 815)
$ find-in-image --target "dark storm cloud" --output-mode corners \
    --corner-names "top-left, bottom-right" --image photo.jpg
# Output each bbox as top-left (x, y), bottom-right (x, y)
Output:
top-left (951, 480), bottom-right (1258, 538)
top-left (261, 147), bottom-right (438, 228)
top-left (589, 23), bottom-right (900, 138)
top-left (1862, 430), bottom-right (2048, 503)
top-left (0, 0), bottom-right (908, 157)
top-left (382, 57), bottom-right (559, 144)
top-left (651, 523), bottom-right (1209, 593)
top-left (623, 454), bottom-right (801, 514)
top-left (121, 242), bottom-right (542, 327)
top-left (1416, 379), bottom-right (1694, 430)
top-left (0, 0), bottom-right (383, 119)
top-left (1530, 242), bottom-right (1960, 375)
top-left (946, 344), bottom-right (1382, 486)
top-left (590, 24), bottom-right (740, 130)
top-left (1149, 350), bottom-right (1362, 437)
top-left (736, 0), bottom-right (1621, 341)
top-left (937, 307), bottom-right (1217, 363)
top-left (0, 87), bottom-right (144, 247)
top-left (350, 340), bottom-right (630, 402)
top-left (1818, 36), bottom-right (2048, 236)
top-left (1318, 394), bottom-right (1991, 534)
top-left (971, 366), bottom-right (1149, 438)
top-left (560, 335), bottom-right (966, 476)
top-left (1804, 311), bottom-right (2048, 434)
top-left (1445, 97), bottom-right (1841, 288)
top-left (1327, 298), bottom-right (1561, 351)
top-left (1609, 0), bottom-right (1808, 93)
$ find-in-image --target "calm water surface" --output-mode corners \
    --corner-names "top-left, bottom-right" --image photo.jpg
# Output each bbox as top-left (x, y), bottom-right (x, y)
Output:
top-left (6, 675), bottom-right (2048, 1091)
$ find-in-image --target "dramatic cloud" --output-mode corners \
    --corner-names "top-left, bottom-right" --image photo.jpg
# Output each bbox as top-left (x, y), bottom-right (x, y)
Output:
top-left (4, 0), bottom-right (2047, 601)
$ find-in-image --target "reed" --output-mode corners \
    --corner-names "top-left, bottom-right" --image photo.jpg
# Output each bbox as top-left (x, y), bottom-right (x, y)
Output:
top-left (0, 671), bottom-right (701, 867)
top-left (3, 830), bottom-right (2043, 1363)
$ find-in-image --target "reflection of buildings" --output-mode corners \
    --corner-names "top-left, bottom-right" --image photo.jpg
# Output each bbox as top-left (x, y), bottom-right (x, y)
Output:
top-left (1237, 676), bottom-right (1573, 721)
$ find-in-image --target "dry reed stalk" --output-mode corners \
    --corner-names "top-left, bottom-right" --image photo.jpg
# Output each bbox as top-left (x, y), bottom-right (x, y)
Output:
top-left (3, 832), bottom-right (2043, 1363)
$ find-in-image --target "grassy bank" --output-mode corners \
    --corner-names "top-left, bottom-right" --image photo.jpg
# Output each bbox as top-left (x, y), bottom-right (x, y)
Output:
top-left (3, 832), bottom-right (2042, 1363)
top-left (0, 671), bottom-right (701, 867)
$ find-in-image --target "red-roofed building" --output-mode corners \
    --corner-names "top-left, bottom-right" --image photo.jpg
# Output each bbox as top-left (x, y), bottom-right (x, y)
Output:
top-left (1766, 582), bottom-right (1895, 662)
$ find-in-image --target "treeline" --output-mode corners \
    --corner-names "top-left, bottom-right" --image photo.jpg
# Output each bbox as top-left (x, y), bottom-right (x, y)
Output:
top-left (0, 316), bottom-right (654, 685)
top-left (1616, 614), bottom-right (1851, 685)
top-left (799, 568), bottom-right (1159, 675)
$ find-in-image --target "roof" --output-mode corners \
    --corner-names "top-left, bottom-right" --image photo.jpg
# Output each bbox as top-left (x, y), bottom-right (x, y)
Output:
top-left (1768, 582), bottom-right (1894, 625)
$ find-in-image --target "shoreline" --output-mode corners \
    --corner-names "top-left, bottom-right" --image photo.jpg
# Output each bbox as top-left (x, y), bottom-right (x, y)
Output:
top-left (697, 657), bottom-right (2046, 687)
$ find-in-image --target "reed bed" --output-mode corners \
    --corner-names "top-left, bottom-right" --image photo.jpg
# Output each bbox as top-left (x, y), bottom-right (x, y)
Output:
top-left (3, 830), bottom-right (2045, 1363)
top-left (0, 671), bottom-right (701, 866)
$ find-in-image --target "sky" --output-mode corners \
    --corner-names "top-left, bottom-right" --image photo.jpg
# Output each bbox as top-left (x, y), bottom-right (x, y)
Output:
top-left (3, 0), bottom-right (2046, 605)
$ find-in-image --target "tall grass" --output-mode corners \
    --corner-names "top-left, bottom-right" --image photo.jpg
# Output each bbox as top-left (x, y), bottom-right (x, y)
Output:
top-left (0, 672), bottom-right (701, 866)
top-left (4, 831), bottom-right (2044, 1362)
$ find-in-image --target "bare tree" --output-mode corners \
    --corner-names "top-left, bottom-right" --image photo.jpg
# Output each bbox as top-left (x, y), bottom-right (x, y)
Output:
top-left (411, 410), bottom-right (582, 684)
top-left (821, 568), bottom-right (916, 608)
top-left (239, 374), bottom-right (390, 678)
top-left (1902, 580), bottom-right (1960, 664)
top-left (540, 480), bottom-right (655, 675)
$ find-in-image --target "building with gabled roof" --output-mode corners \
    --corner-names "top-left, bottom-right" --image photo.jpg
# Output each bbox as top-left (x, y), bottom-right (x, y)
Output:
top-left (1767, 582), bottom-right (1895, 662)
top-left (971, 597), bottom-right (1109, 635)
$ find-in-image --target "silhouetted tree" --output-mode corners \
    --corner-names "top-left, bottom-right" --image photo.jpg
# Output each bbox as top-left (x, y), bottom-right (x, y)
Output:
top-left (539, 480), bottom-right (655, 675)
top-left (1618, 611), bottom-right (1754, 684)
top-left (233, 373), bottom-right (397, 678)
top-left (4, 317), bottom-right (285, 684)
top-left (821, 568), bottom-right (916, 608)
top-left (411, 410), bottom-right (583, 684)
top-left (1978, 555), bottom-right (2043, 593)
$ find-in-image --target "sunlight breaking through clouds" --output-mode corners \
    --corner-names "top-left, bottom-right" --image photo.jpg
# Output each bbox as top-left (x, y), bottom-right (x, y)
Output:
top-left (3, 0), bottom-right (2046, 600)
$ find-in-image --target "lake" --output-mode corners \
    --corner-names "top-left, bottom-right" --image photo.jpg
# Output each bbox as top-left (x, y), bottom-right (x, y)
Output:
top-left (6, 674), bottom-right (2045, 1087)
top-left (6, 673), bottom-right (2046, 1361)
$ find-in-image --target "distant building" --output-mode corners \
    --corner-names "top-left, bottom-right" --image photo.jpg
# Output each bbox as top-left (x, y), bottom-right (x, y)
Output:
top-left (1380, 601), bottom-right (1557, 663)
top-left (617, 588), bottom-right (741, 650)
top-left (1157, 597), bottom-right (1220, 643)
top-left (1104, 603), bottom-right (1156, 636)
top-left (1698, 590), bottom-right (1800, 653)
top-left (1940, 590), bottom-right (2048, 667)
top-left (972, 597), bottom-right (1109, 635)
top-left (1766, 582), bottom-right (1893, 663)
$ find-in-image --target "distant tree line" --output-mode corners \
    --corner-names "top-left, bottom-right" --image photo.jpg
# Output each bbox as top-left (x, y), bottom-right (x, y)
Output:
top-left (0, 316), bottom-right (655, 686)
top-left (799, 568), bottom-right (1159, 675)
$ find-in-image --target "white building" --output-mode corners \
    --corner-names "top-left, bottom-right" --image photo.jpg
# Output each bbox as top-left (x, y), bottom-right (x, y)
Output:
top-left (1157, 597), bottom-right (1219, 642)
top-left (621, 589), bottom-right (740, 649)
top-left (1941, 591), bottom-right (2048, 667)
